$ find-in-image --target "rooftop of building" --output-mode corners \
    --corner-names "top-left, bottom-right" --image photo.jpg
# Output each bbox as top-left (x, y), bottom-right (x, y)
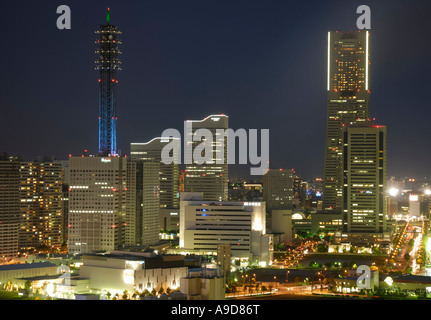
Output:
top-left (0, 262), bottom-right (57, 272)
top-left (17, 274), bottom-right (61, 281)
top-left (83, 251), bottom-right (186, 269)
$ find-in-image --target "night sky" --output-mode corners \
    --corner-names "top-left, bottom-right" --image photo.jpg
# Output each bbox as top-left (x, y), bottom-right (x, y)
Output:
top-left (1, 0), bottom-right (431, 179)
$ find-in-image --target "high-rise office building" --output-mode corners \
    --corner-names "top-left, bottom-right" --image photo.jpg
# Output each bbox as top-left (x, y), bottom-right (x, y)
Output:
top-left (323, 30), bottom-right (370, 213)
top-left (263, 169), bottom-right (293, 211)
top-left (130, 138), bottom-right (179, 209)
top-left (342, 124), bottom-right (387, 237)
top-left (95, 8), bottom-right (122, 156)
top-left (0, 154), bottom-right (20, 258)
top-left (61, 184), bottom-right (69, 246)
top-left (68, 155), bottom-right (127, 254)
top-left (125, 160), bottom-right (160, 246)
top-left (185, 114), bottom-right (228, 201)
top-left (126, 137), bottom-right (180, 246)
top-left (54, 159), bottom-right (70, 246)
top-left (19, 160), bottom-right (64, 251)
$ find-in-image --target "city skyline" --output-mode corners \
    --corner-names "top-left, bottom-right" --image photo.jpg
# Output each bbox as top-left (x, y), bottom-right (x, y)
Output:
top-left (1, 1), bottom-right (431, 181)
top-left (2, 1), bottom-right (431, 305)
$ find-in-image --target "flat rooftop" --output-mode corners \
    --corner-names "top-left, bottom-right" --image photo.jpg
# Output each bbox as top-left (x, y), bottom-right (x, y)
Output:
top-left (0, 262), bottom-right (57, 272)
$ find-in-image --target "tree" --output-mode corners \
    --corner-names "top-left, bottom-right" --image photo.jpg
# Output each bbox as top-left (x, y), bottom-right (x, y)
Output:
top-left (404, 253), bottom-right (410, 261)
top-left (403, 266), bottom-right (412, 274)
top-left (132, 290), bottom-right (139, 299)
top-left (122, 290), bottom-right (129, 300)
top-left (4, 280), bottom-right (12, 291)
top-left (166, 287), bottom-right (172, 295)
top-left (106, 291), bottom-right (112, 300)
top-left (255, 283), bottom-right (260, 292)
top-left (317, 244), bottom-right (327, 253)
top-left (158, 287), bottom-right (165, 295)
top-left (24, 280), bottom-right (32, 291)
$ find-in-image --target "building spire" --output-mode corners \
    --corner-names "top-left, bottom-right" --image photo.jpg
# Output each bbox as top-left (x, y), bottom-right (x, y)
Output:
top-left (107, 8), bottom-right (111, 24)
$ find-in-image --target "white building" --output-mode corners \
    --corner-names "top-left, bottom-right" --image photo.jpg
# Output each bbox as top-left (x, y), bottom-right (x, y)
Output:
top-left (68, 156), bottom-right (127, 254)
top-left (409, 194), bottom-right (420, 218)
top-left (179, 193), bottom-right (271, 266)
top-left (184, 114), bottom-right (229, 201)
top-left (0, 262), bottom-right (58, 286)
top-left (79, 251), bottom-right (187, 296)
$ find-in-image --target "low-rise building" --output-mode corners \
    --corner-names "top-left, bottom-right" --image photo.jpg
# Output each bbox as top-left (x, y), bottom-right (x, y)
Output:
top-left (179, 193), bottom-right (271, 266)
top-left (180, 268), bottom-right (225, 300)
top-left (334, 271), bottom-right (431, 297)
top-left (79, 251), bottom-right (188, 297)
top-left (0, 262), bottom-right (58, 287)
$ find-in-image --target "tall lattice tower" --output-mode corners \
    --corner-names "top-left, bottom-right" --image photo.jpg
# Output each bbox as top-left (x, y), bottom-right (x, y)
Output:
top-left (95, 8), bottom-right (122, 156)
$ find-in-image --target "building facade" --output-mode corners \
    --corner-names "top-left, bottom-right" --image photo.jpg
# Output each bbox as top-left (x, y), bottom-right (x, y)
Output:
top-left (185, 114), bottom-right (228, 201)
top-left (79, 251), bottom-right (187, 296)
top-left (263, 169), bottom-right (293, 212)
top-left (130, 138), bottom-right (179, 209)
top-left (19, 160), bottom-right (64, 251)
top-left (125, 160), bottom-right (160, 246)
top-left (323, 30), bottom-right (370, 213)
top-left (68, 156), bottom-right (127, 254)
top-left (179, 193), bottom-right (270, 265)
top-left (342, 124), bottom-right (387, 237)
top-left (0, 154), bottom-right (21, 258)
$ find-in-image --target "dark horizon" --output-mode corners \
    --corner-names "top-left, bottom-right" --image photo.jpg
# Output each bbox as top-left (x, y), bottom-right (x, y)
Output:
top-left (1, 0), bottom-right (431, 180)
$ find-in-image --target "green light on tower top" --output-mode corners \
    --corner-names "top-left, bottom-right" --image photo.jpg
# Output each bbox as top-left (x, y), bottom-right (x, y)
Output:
top-left (107, 8), bottom-right (110, 24)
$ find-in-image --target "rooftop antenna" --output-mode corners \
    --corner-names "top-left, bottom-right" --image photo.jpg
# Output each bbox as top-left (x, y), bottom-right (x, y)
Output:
top-left (106, 8), bottom-right (111, 24)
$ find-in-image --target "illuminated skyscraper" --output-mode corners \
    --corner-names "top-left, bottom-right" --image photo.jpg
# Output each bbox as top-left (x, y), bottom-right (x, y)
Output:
top-left (95, 8), bottom-right (122, 156)
top-left (185, 114), bottom-right (229, 201)
top-left (323, 30), bottom-right (370, 213)
top-left (342, 124), bottom-right (387, 237)
top-left (0, 154), bottom-right (20, 258)
top-left (68, 155), bottom-right (127, 254)
top-left (130, 138), bottom-right (179, 209)
top-left (19, 160), bottom-right (64, 251)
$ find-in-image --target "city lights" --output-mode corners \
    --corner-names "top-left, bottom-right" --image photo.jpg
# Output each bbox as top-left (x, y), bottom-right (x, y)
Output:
top-left (0, 3), bottom-right (431, 311)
